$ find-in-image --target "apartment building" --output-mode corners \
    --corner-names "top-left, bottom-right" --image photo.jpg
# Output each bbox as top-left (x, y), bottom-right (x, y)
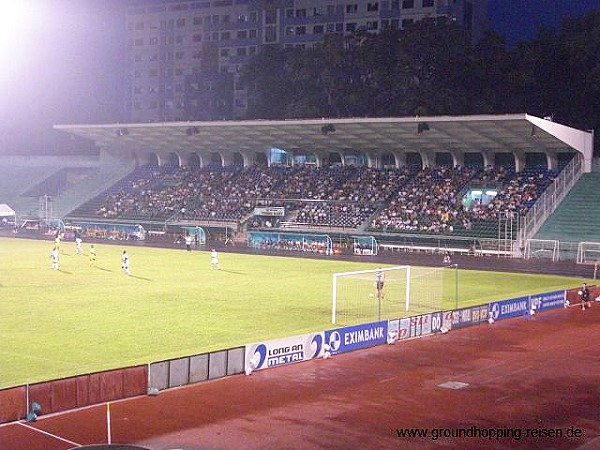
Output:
top-left (125, 0), bottom-right (488, 122)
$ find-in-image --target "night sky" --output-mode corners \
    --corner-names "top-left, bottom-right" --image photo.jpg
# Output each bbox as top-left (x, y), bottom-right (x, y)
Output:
top-left (488, 0), bottom-right (600, 44)
top-left (0, 1), bottom-right (125, 153)
top-left (0, 0), bottom-right (598, 154)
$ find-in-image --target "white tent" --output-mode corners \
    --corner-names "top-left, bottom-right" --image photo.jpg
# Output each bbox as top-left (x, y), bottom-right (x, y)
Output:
top-left (0, 204), bottom-right (16, 224)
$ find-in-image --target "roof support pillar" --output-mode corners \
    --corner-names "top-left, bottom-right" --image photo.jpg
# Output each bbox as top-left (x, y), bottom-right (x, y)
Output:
top-left (220, 152), bottom-right (233, 167)
top-left (367, 151), bottom-right (379, 168)
top-left (546, 153), bottom-right (558, 171)
top-left (391, 150), bottom-right (406, 168)
top-left (420, 150), bottom-right (435, 169)
top-left (481, 150), bottom-right (494, 168)
top-left (449, 149), bottom-right (464, 168)
top-left (238, 150), bottom-right (253, 168)
top-left (513, 150), bottom-right (525, 172)
top-left (312, 151), bottom-right (326, 168)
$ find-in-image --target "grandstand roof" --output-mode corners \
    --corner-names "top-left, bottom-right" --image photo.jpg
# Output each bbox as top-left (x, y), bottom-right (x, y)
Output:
top-left (54, 113), bottom-right (593, 169)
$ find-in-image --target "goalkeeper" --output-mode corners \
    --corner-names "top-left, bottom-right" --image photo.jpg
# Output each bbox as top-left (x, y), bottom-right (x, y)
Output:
top-left (375, 269), bottom-right (385, 301)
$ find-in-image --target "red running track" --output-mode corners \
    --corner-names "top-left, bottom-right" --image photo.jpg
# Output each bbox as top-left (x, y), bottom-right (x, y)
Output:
top-left (1, 305), bottom-right (599, 450)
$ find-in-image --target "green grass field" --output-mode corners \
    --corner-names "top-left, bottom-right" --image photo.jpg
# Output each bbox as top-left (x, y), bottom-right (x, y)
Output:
top-left (0, 236), bottom-right (589, 389)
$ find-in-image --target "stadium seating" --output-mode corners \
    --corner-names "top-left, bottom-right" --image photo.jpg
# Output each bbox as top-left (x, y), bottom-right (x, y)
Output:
top-left (66, 163), bottom-right (558, 239)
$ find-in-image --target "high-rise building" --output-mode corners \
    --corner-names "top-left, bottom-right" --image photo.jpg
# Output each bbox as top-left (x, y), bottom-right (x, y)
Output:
top-left (125, 0), bottom-right (488, 123)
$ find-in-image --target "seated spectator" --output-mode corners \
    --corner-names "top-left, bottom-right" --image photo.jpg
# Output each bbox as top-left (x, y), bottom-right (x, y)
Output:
top-left (84, 162), bottom-right (556, 238)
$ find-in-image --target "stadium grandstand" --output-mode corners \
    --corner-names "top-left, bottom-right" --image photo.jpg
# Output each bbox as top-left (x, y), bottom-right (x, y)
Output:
top-left (0, 113), bottom-right (595, 261)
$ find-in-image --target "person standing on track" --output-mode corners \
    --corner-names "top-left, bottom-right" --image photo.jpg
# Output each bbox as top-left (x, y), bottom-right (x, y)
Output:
top-left (580, 283), bottom-right (591, 311)
top-left (443, 252), bottom-right (452, 265)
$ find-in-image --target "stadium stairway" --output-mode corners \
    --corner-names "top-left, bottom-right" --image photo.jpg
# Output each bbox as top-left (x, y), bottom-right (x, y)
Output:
top-left (534, 172), bottom-right (600, 243)
top-left (55, 162), bottom-right (136, 218)
top-left (0, 158), bottom-right (137, 220)
top-left (359, 202), bottom-right (388, 232)
top-left (0, 165), bottom-right (64, 217)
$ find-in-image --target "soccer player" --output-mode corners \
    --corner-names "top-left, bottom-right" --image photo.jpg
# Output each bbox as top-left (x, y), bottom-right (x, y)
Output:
top-left (89, 244), bottom-right (97, 266)
top-left (75, 236), bottom-right (83, 254)
top-left (580, 283), bottom-right (591, 311)
top-left (210, 248), bottom-right (220, 270)
top-left (54, 233), bottom-right (62, 254)
top-left (121, 250), bottom-right (131, 275)
top-left (185, 233), bottom-right (193, 252)
top-left (375, 269), bottom-right (385, 301)
top-left (50, 247), bottom-right (59, 270)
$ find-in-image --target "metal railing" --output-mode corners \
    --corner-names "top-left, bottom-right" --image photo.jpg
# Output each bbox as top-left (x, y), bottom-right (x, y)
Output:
top-left (518, 156), bottom-right (584, 244)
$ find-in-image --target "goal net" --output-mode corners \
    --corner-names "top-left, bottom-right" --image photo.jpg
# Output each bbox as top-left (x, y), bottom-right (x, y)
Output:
top-left (577, 241), bottom-right (600, 264)
top-left (331, 265), bottom-right (448, 325)
top-left (352, 235), bottom-right (379, 256)
top-left (524, 239), bottom-right (559, 261)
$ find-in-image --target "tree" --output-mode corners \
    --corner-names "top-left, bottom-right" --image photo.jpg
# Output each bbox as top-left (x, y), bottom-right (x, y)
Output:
top-left (240, 45), bottom-right (291, 119)
top-left (240, 11), bottom-right (599, 155)
top-left (472, 31), bottom-right (523, 113)
top-left (556, 12), bottom-right (600, 134)
top-left (510, 11), bottom-right (600, 153)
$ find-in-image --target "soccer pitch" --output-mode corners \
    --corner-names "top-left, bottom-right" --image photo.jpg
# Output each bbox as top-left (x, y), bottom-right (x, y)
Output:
top-left (0, 236), bottom-right (588, 389)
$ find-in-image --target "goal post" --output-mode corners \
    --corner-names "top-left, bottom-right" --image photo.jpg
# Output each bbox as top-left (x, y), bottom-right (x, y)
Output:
top-left (577, 242), bottom-right (600, 265)
top-left (331, 265), bottom-right (450, 325)
top-left (352, 235), bottom-right (379, 256)
top-left (524, 239), bottom-right (559, 261)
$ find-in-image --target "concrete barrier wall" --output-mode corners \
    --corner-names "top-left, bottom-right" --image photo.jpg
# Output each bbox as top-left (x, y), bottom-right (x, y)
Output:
top-left (190, 354), bottom-right (209, 384)
top-left (0, 386), bottom-right (27, 423)
top-left (29, 365), bottom-right (147, 416)
top-left (148, 347), bottom-right (245, 392)
top-left (226, 347), bottom-right (245, 375)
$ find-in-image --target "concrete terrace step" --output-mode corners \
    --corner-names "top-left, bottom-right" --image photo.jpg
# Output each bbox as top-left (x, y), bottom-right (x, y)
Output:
top-left (535, 173), bottom-right (600, 243)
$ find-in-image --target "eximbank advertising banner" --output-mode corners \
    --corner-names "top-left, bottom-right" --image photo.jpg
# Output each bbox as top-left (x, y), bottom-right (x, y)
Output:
top-left (325, 320), bottom-right (387, 355)
top-left (488, 296), bottom-right (529, 321)
top-left (245, 332), bottom-right (324, 373)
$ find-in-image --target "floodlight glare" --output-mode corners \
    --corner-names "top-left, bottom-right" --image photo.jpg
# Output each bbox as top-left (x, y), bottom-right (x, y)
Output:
top-left (0, 1), bottom-right (43, 70)
top-left (0, 2), bottom-right (37, 44)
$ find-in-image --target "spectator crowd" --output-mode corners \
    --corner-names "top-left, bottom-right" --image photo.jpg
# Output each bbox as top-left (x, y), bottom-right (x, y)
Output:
top-left (75, 163), bottom-right (556, 237)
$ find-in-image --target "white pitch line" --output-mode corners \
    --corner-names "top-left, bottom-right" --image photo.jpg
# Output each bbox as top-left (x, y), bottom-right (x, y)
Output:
top-left (474, 366), bottom-right (532, 385)
top-left (378, 376), bottom-right (398, 384)
top-left (17, 422), bottom-right (82, 447)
